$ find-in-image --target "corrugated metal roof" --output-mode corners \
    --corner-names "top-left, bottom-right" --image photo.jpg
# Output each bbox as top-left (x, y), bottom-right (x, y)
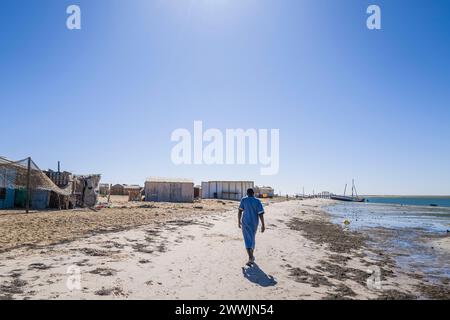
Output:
top-left (146, 177), bottom-right (193, 183)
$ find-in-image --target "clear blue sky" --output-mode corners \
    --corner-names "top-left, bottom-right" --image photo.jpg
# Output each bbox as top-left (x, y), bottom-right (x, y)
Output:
top-left (1, 0), bottom-right (449, 195)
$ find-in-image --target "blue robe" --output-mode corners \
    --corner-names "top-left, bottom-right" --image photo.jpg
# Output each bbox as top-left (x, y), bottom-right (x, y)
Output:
top-left (239, 196), bottom-right (265, 249)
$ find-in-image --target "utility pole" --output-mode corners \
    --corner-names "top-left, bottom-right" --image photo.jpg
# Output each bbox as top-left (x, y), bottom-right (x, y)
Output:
top-left (25, 157), bottom-right (31, 214)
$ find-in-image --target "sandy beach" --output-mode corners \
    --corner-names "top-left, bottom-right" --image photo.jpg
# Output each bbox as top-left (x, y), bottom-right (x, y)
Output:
top-left (0, 198), bottom-right (448, 300)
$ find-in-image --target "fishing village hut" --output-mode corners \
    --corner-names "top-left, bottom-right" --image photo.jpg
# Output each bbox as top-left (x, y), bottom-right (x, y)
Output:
top-left (71, 174), bottom-right (101, 207)
top-left (98, 183), bottom-right (110, 196)
top-left (201, 181), bottom-right (254, 201)
top-left (0, 159), bottom-right (17, 209)
top-left (255, 186), bottom-right (275, 198)
top-left (144, 177), bottom-right (194, 203)
top-left (125, 185), bottom-right (142, 201)
top-left (44, 169), bottom-right (73, 209)
top-left (110, 184), bottom-right (126, 195)
top-left (0, 156), bottom-right (72, 211)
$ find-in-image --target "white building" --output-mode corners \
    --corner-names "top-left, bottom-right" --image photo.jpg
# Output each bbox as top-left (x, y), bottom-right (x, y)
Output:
top-left (201, 181), bottom-right (254, 201)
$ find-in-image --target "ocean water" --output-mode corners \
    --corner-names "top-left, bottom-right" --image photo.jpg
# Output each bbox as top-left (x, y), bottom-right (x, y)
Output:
top-left (326, 202), bottom-right (450, 233)
top-left (325, 202), bottom-right (450, 281)
top-left (365, 196), bottom-right (450, 208)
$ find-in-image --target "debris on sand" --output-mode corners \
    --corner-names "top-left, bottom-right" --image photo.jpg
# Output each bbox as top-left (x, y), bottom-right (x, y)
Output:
top-left (89, 268), bottom-right (117, 277)
top-left (94, 287), bottom-right (113, 296)
top-left (79, 248), bottom-right (112, 257)
top-left (139, 259), bottom-right (150, 264)
top-left (288, 267), bottom-right (333, 288)
top-left (94, 286), bottom-right (126, 297)
top-left (139, 204), bottom-right (159, 209)
top-left (101, 241), bottom-right (125, 249)
top-left (287, 217), bottom-right (367, 254)
top-left (132, 243), bottom-right (154, 254)
top-left (166, 220), bottom-right (195, 227)
top-left (75, 259), bottom-right (90, 267)
top-left (157, 243), bottom-right (167, 253)
top-left (9, 271), bottom-right (22, 278)
top-left (375, 289), bottom-right (417, 300)
top-left (28, 263), bottom-right (52, 270)
top-left (416, 283), bottom-right (450, 300)
top-left (325, 284), bottom-right (356, 300)
top-left (0, 278), bottom-right (28, 296)
top-left (145, 229), bottom-right (160, 237)
top-left (166, 219), bottom-right (214, 229)
top-left (313, 260), bottom-right (370, 287)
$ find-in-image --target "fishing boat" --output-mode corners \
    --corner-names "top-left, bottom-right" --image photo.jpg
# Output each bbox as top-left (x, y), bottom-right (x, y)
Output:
top-left (331, 180), bottom-right (365, 203)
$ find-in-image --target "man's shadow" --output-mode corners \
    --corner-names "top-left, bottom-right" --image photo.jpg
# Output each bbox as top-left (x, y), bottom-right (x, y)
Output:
top-left (242, 263), bottom-right (277, 287)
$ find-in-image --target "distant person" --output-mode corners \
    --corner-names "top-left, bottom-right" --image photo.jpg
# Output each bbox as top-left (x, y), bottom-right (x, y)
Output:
top-left (238, 188), bottom-right (265, 266)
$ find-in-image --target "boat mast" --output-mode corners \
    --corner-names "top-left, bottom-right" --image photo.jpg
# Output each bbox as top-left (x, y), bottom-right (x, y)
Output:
top-left (352, 179), bottom-right (354, 198)
top-left (344, 184), bottom-right (347, 196)
top-left (353, 179), bottom-right (359, 198)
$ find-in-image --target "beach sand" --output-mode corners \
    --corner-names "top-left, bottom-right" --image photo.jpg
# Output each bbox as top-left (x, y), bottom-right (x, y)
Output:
top-left (430, 237), bottom-right (450, 253)
top-left (0, 198), bottom-right (448, 300)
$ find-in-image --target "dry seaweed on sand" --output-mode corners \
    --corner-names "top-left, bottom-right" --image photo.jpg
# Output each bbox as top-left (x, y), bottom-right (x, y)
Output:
top-left (79, 248), bottom-right (114, 257)
top-left (374, 289), bottom-right (417, 300)
top-left (287, 217), bottom-right (367, 254)
top-left (324, 284), bottom-right (357, 300)
top-left (288, 267), bottom-right (333, 288)
top-left (415, 283), bottom-right (450, 300)
top-left (0, 278), bottom-right (28, 296)
top-left (89, 267), bottom-right (117, 277)
top-left (28, 263), bottom-right (51, 270)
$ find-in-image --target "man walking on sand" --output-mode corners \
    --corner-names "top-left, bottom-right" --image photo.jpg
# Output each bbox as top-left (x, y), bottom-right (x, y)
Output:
top-left (238, 188), bottom-right (265, 266)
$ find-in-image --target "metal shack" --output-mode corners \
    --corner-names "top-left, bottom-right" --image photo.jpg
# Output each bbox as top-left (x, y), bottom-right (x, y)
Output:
top-left (201, 181), bottom-right (254, 201)
top-left (255, 186), bottom-right (275, 198)
top-left (145, 177), bottom-right (194, 203)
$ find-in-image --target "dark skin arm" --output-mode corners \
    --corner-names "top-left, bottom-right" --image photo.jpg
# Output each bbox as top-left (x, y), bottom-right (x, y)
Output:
top-left (259, 214), bottom-right (266, 233)
top-left (238, 208), bottom-right (243, 228)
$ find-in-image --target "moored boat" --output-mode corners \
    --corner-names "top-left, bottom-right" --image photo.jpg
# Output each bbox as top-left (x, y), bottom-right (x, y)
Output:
top-left (330, 195), bottom-right (365, 202)
top-left (331, 180), bottom-right (365, 203)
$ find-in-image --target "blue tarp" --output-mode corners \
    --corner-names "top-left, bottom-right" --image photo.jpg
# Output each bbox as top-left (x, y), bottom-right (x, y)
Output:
top-left (0, 188), bottom-right (15, 209)
top-left (0, 167), bottom-right (16, 209)
top-left (31, 190), bottom-right (50, 210)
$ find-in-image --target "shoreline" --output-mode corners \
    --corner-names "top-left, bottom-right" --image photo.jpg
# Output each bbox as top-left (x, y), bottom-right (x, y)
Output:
top-left (322, 201), bottom-right (450, 298)
top-left (0, 198), bottom-right (448, 300)
top-left (364, 195), bottom-right (450, 198)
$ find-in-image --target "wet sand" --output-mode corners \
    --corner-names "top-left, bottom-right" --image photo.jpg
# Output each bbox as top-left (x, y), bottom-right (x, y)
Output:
top-left (0, 199), bottom-right (448, 300)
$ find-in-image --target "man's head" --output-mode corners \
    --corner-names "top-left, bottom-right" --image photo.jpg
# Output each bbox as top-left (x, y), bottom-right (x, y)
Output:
top-left (247, 188), bottom-right (255, 197)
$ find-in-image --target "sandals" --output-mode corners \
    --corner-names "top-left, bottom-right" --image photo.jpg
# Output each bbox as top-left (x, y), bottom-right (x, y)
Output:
top-left (246, 257), bottom-right (256, 266)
